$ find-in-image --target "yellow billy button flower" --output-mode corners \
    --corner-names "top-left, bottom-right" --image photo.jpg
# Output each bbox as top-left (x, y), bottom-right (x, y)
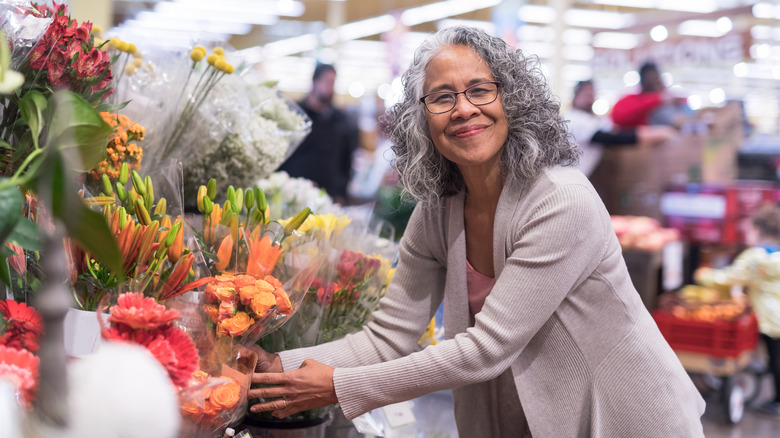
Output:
top-left (128, 43), bottom-right (138, 54)
top-left (132, 58), bottom-right (143, 68)
top-left (124, 65), bottom-right (136, 75)
top-left (225, 64), bottom-right (235, 75)
top-left (91, 25), bottom-right (102, 35)
top-left (214, 58), bottom-right (227, 72)
top-left (206, 54), bottom-right (218, 66)
top-left (212, 47), bottom-right (225, 56)
top-left (117, 41), bottom-right (130, 53)
top-left (190, 49), bottom-right (205, 62)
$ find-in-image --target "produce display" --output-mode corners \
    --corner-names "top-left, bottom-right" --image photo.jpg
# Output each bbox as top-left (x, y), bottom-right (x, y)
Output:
top-left (611, 215), bottom-right (680, 251)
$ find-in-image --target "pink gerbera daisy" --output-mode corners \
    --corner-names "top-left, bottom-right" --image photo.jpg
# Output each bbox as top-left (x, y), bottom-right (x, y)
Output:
top-left (0, 300), bottom-right (44, 352)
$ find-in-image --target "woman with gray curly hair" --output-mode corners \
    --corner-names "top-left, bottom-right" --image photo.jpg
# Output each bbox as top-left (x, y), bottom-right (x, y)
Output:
top-left (250, 26), bottom-right (705, 437)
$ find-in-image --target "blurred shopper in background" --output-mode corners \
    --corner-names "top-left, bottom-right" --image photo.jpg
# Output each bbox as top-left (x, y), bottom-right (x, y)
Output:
top-left (566, 79), bottom-right (674, 176)
top-left (278, 63), bottom-right (359, 205)
top-left (250, 26), bottom-right (705, 437)
top-left (699, 203), bottom-right (780, 417)
top-left (611, 61), bottom-right (694, 130)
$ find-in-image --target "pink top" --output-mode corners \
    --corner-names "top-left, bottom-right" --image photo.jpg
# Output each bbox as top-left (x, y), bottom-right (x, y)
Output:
top-left (467, 260), bottom-right (496, 316)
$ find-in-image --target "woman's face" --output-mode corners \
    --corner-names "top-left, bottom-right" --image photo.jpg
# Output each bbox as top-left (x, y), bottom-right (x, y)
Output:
top-left (422, 45), bottom-right (509, 175)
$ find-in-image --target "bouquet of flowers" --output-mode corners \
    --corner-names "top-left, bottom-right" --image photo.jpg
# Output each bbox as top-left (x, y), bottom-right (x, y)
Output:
top-left (0, 299), bottom-right (42, 408)
top-left (256, 171), bottom-right (340, 221)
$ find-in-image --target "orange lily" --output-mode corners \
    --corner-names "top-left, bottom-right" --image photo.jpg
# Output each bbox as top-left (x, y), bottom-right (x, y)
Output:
top-left (246, 234), bottom-right (283, 278)
top-left (215, 234), bottom-right (233, 272)
top-left (167, 218), bottom-right (184, 264)
top-left (159, 253), bottom-right (206, 300)
top-left (5, 243), bottom-right (25, 275)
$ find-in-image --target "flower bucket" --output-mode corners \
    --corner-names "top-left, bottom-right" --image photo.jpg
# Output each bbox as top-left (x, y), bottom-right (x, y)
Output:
top-left (240, 414), bottom-right (330, 438)
top-left (63, 308), bottom-right (102, 358)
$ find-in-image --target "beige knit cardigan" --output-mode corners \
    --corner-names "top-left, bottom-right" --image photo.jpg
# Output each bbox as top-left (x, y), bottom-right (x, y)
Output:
top-left (280, 166), bottom-right (706, 437)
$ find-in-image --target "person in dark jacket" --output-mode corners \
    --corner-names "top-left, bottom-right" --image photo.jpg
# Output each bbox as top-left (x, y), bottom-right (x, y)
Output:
top-left (278, 63), bottom-right (359, 204)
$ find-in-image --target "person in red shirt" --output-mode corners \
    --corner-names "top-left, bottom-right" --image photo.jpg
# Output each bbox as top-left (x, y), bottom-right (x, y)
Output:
top-left (611, 61), bottom-right (693, 130)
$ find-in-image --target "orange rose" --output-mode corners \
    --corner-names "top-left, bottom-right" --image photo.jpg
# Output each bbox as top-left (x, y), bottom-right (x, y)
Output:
top-left (218, 312), bottom-right (254, 337)
top-left (209, 380), bottom-right (241, 410)
top-left (235, 275), bottom-right (256, 289)
top-left (203, 304), bottom-right (220, 324)
top-left (274, 288), bottom-right (292, 315)
top-left (238, 286), bottom-right (259, 305)
top-left (249, 292), bottom-right (276, 318)
top-left (214, 286), bottom-right (237, 303)
top-left (218, 301), bottom-right (237, 320)
top-left (264, 275), bottom-right (282, 289)
top-left (215, 273), bottom-right (235, 283)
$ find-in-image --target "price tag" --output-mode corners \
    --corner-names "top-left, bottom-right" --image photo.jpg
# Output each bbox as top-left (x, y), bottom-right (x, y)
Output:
top-left (382, 401), bottom-right (416, 428)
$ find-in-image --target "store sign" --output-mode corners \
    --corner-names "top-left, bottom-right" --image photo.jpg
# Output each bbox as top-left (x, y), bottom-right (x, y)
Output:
top-left (592, 32), bottom-right (751, 72)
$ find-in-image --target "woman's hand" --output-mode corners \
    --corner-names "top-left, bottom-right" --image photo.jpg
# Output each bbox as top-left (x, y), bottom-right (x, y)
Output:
top-left (250, 345), bottom-right (283, 373)
top-left (248, 359), bottom-right (337, 418)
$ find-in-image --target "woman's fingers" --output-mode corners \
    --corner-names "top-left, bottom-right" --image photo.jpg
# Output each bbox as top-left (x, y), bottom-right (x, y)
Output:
top-left (251, 371), bottom-right (287, 386)
top-left (247, 384), bottom-right (286, 400)
top-left (250, 397), bottom-right (289, 415)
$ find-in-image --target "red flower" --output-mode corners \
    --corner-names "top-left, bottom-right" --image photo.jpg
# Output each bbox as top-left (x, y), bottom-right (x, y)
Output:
top-left (45, 46), bottom-right (70, 87)
top-left (108, 293), bottom-right (180, 331)
top-left (104, 326), bottom-right (198, 388)
top-left (74, 22), bottom-right (92, 44)
top-left (316, 282), bottom-right (336, 306)
top-left (4, 243), bottom-right (25, 276)
top-left (0, 345), bottom-right (39, 407)
top-left (73, 47), bottom-right (107, 79)
top-left (26, 44), bottom-right (49, 70)
top-left (0, 300), bottom-right (43, 352)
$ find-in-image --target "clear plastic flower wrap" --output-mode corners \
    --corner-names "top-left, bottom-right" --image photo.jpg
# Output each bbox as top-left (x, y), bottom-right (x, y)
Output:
top-left (256, 171), bottom-right (340, 220)
top-left (0, 0), bottom-right (53, 71)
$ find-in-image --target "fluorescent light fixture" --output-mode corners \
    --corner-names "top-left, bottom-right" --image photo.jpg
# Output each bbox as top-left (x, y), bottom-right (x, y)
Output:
top-left (263, 33), bottom-right (318, 58)
top-left (154, 3), bottom-right (278, 26)
top-left (170, 0), bottom-right (305, 17)
top-left (134, 11), bottom-right (252, 34)
top-left (650, 25), bottom-right (668, 42)
top-left (348, 82), bottom-right (365, 98)
top-left (438, 19), bottom-right (495, 34)
top-left (517, 5), bottom-right (555, 24)
top-left (517, 25), bottom-right (555, 42)
top-left (751, 25), bottom-right (771, 40)
top-left (119, 22), bottom-right (230, 42)
top-left (592, 32), bottom-right (639, 50)
top-left (678, 20), bottom-right (725, 38)
top-left (562, 45), bottom-right (594, 62)
top-left (752, 2), bottom-right (779, 19)
top-left (563, 9), bottom-right (636, 29)
top-left (562, 28), bottom-right (592, 45)
top-left (518, 41), bottom-right (554, 58)
top-left (593, 99), bottom-right (610, 116)
top-left (338, 15), bottom-right (396, 41)
top-left (751, 43), bottom-right (771, 59)
top-left (594, 0), bottom-right (716, 13)
top-left (561, 63), bottom-right (593, 82)
top-left (401, 0), bottom-right (501, 27)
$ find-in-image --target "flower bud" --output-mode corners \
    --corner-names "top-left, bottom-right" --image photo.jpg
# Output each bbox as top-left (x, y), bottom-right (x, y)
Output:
top-left (154, 198), bottom-right (167, 216)
top-left (144, 175), bottom-right (154, 200)
top-left (128, 43), bottom-right (138, 54)
top-left (131, 171), bottom-right (146, 196)
top-left (132, 57), bottom-right (143, 68)
top-left (221, 203), bottom-right (233, 225)
top-left (203, 196), bottom-right (214, 215)
top-left (225, 64), bottom-right (235, 75)
top-left (119, 163), bottom-right (129, 185)
top-left (226, 185), bottom-right (236, 205)
top-left (234, 188), bottom-right (243, 213)
top-left (101, 173), bottom-right (113, 196)
top-left (197, 185), bottom-right (208, 213)
top-left (207, 178), bottom-right (217, 200)
top-left (249, 207), bottom-right (264, 228)
top-left (284, 208), bottom-right (311, 237)
top-left (167, 221), bottom-right (183, 263)
top-left (255, 187), bottom-right (267, 212)
top-left (144, 193), bottom-right (153, 213)
top-left (116, 182), bottom-right (127, 203)
top-left (118, 207), bottom-right (128, 229)
top-left (215, 58), bottom-right (227, 72)
top-left (244, 189), bottom-right (255, 211)
top-left (206, 54), bottom-right (218, 66)
top-left (212, 47), bottom-right (225, 56)
top-left (135, 198), bottom-right (151, 225)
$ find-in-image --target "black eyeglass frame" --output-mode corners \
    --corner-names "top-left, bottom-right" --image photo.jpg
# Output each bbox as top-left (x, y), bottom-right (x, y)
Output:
top-left (419, 81), bottom-right (502, 114)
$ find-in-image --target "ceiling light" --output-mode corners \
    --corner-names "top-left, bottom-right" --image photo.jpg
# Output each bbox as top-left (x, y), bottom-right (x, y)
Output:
top-left (623, 71), bottom-right (640, 87)
top-left (263, 33), bottom-right (318, 58)
top-left (716, 17), bottom-right (733, 34)
top-left (687, 95), bottom-right (702, 110)
top-left (752, 2), bottom-right (777, 19)
top-left (153, 3), bottom-right (278, 26)
top-left (348, 82), bottom-right (365, 98)
top-left (662, 72), bottom-right (674, 86)
top-left (592, 0), bottom-right (716, 13)
top-left (338, 15), bottom-right (396, 41)
top-left (169, 0), bottom-right (305, 17)
top-left (733, 62), bottom-right (748, 77)
top-left (438, 19), bottom-right (495, 34)
top-left (650, 25), bottom-right (668, 42)
top-left (592, 32), bottom-right (639, 50)
top-left (562, 45), bottom-right (594, 62)
top-left (562, 29), bottom-right (592, 45)
top-left (517, 25), bottom-right (555, 42)
top-left (709, 88), bottom-right (725, 104)
top-left (751, 43), bottom-right (771, 59)
top-left (134, 11), bottom-right (252, 34)
top-left (400, 0), bottom-right (501, 27)
top-left (517, 5), bottom-right (555, 24)
top-left (563, 9), bottom-right (635, 29)
top-left (751, 25), bottom-right (772, 40)
top-left (678, 20), bottom-right (724, 38)
top-left (593, 99), bottom-right (610, 116)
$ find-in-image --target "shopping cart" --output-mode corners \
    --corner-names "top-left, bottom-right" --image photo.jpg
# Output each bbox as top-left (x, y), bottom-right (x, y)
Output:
top-left (652, 310), bottom-right (761, 424)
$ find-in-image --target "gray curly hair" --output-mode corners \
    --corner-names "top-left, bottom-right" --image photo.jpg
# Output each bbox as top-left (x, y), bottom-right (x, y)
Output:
top-left (385, 26), bottom-right (578, 207)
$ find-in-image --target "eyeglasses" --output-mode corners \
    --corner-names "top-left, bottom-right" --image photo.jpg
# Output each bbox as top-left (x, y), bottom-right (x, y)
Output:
top-left (419, 81), bottom-right (501, 114)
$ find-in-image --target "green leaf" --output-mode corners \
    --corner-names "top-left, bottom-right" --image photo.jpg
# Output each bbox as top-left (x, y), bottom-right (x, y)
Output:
top-left (44, 90), bottom-right (112, 172)
top-left (19, 90), bottom-right (47, 148)
top-left (94, 100), bottom-right (131, 113)
top-left (0, 140), bottom-right (11, 150)
top-left (7, 217), bottom-right (40, 250)
top-left (0, 244), bottom-right (12, 286)
top-left (43, 151), bottom-right (123, 275)
top-left (0, 181), bottom-right (22, 244)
